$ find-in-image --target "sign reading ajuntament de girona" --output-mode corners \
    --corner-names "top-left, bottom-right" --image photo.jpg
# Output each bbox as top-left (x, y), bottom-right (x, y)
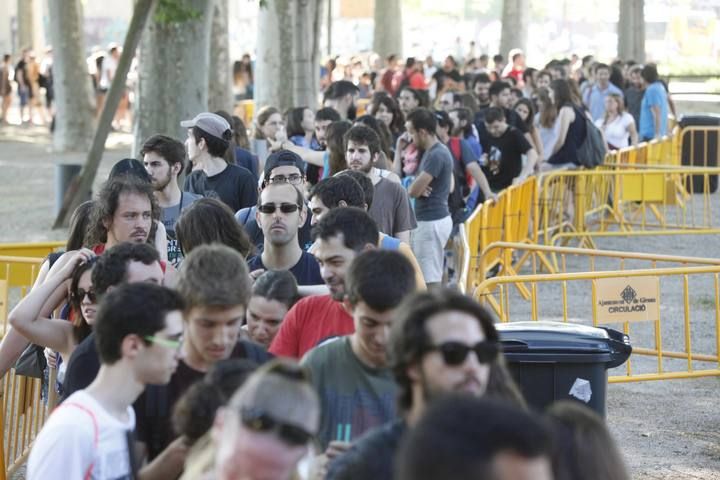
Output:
top-left (594, 277), bottom-right (660, 323)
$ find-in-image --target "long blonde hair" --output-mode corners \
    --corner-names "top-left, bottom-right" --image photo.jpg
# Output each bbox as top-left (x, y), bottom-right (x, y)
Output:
top-left (602, 93), bottom-right (625, 126)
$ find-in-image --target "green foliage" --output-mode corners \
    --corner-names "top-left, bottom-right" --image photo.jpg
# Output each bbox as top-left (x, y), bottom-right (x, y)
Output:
top-left (154, 0), bottom-right (202, 24)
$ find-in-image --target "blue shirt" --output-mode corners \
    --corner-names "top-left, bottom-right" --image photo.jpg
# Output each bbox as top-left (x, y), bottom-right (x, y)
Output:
top-left (639, 82), bottom-right (668, 140)
top-left (585, 83), bottom-right (624, 121)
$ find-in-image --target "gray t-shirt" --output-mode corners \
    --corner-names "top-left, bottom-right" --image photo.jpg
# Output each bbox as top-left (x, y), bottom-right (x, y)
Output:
top-left (301, 337), bottom-right (396, 450)
top-left (414, 142), bottom-right (453, 221)
top-left (162, 191), bottom-right (201, 267)
top-left (369, 178), bottom-right (417, 236)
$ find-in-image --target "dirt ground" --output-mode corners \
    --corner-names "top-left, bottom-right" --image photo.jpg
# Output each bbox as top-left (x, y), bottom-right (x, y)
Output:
top-left (1, 121), bottom-right (719, 479)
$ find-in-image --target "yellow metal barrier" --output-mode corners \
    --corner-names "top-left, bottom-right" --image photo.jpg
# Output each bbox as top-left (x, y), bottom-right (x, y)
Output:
top-left (538, 167), bottom-right (720, 246)
top-left (0, 255), bottom-right (58, 478)
top-left (0, 243), bottom-right (63, 291)
top-left (473, 265), bottom-right (720, 383)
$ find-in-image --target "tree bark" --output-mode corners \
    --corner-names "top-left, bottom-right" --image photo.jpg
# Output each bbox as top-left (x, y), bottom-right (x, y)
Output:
top-left (16, 0), bottom-right (34, 50)
top-left (53, 0), bottom-right (158, 228)
top-left (499, 0), bottom-right (529, 60)
top-left (207, 0), bottom-right (233, 113)
top-left (618, 0), bottom-right (645, 63)
top-left (47, 0), bottom-right (95, 152)
top-left (292, 0), bottom-right (323, 110)
top-left (134, 0), bottom-right (215, 154)
top-left (254, 0), bottom-right (294, 112)
top-left (373, 0), bottom-right (402, 59)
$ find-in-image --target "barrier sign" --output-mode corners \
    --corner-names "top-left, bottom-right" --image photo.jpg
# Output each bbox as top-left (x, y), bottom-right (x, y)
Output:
top-left (595, 277), bottom-right (660, 323)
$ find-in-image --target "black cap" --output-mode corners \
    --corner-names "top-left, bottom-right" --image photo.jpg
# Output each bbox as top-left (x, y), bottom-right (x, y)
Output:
top-left (108, 158), bottom-right (151, 183)
top-left (263, 150), bottom-right (305, 179)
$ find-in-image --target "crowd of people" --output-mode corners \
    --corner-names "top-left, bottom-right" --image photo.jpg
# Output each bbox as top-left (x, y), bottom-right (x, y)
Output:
top-left (0, 47), bottom-right (654, 480)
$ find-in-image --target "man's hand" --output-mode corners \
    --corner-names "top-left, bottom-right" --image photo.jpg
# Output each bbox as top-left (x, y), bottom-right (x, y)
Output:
top-left (249, 268), bottom-right (265, 281)
top-left (325, 440), bottom-right (352, 461)
top-left (422, 186), bottom-right (433, 197)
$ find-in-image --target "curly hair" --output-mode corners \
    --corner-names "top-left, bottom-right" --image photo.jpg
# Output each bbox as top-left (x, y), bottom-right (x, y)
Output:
top-left (85, 176), bottom-right (160, 248)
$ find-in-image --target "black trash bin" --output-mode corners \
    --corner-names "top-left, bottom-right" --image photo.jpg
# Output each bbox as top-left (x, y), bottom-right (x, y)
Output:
top-left (496, 322), bottom-right (631, 417)
top-left (679, 114), bottom-right (720, 193)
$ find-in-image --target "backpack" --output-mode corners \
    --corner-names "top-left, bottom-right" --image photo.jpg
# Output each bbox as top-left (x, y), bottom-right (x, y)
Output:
top-left (447, 138), bottom-right (471, 225)
top-left (576, 110), bottom-right (607, 168)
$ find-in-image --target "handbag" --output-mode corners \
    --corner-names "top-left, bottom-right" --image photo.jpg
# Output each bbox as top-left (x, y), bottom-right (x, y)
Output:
top-left (14, 343), bottom-right (47, 378)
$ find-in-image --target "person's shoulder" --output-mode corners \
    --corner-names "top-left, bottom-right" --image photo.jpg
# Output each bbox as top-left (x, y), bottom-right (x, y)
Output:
top-left (236, 339), bottom-right (273, 363)
top-left (301, 336), bottom-right (346, 366)
top-left (182, 191), bottom-right (202, 204)
top-left (225, 164), bottom-right (255, 179)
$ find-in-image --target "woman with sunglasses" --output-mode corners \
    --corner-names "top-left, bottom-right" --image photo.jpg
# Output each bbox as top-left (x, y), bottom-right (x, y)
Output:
top-left (9, 249), bottom-right (97, 387)
top-left (182, 359), bottom-right (319, 480)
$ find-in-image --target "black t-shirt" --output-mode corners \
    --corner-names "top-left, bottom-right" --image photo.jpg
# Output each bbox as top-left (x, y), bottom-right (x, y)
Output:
top-left (134, 340), bottom-right (271, 460)
top-left (247, 250), bottom-right (323, 285)
top-left (184, 164), bottom-right (258, 213)
top-left (480, 126), bottom-right (532, 192)
top-left (244, 209), bottom-right (314, 252)
top-left (60, 332), bottom-right (100, 401)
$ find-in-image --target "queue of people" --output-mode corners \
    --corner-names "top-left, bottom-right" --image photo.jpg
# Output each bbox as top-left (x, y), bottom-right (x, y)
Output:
top-left (0, 48), bottom-right (644, 480)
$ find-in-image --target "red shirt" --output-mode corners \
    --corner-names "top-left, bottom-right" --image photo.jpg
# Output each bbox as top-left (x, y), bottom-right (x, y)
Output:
top-left (269, 295), bottom-right (354, 359)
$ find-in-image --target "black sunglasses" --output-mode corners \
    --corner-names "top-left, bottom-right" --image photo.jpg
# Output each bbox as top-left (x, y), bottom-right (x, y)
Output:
top-left (258, 203), bottom-right (301, 215)
top-left (426, 341), bottom-right (499, 366)
top-left (72, 288), bottom-right (97, 304)
top-left (241, 408), bottom-right (313, 446)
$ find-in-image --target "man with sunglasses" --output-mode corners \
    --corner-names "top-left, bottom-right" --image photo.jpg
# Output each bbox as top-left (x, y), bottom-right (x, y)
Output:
top-left (238, 150), bottom-right (315, 252)
top-left (248, 182), bottom-right (323, 285)
top-left (327, 289), bottom-right (524, 480)
top-left (28, 282), bottom-right (184, 480)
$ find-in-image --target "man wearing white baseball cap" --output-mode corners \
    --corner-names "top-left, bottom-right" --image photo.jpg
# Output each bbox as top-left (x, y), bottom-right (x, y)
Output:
top-left (182, 112), bottom-right (258, 212)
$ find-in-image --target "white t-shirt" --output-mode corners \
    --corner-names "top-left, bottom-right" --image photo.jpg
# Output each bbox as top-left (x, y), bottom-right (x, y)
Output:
top-left (28, 390), bottom-right (136, 480)
top-left (99, 55), bottom-right (117, 90)
top-left (595, 112), bottom-right (634, 149)
top-left (535, 113), bottom-right (559, 161)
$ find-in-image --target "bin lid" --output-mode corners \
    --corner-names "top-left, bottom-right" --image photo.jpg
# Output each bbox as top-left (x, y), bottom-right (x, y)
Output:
top-left (497, 321), bottom-right (612, 355)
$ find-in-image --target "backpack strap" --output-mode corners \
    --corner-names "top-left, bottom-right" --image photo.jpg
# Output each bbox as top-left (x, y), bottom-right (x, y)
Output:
top-left (58, 402), bottom-right (99, 480)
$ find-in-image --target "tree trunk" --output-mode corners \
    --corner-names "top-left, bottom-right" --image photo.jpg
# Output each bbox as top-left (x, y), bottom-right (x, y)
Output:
top-left (134, 0), bottom-right (215, 154)
top-left (16, 0), bottom-right (34, 50)
top-left (292, 0), bottom-right (323, 110)
top-left (207, 0), bottom-right (233, 113)
top-left (618, 0), bottom-right (645, 63)
top-left (53, 0), bottom-right (158, 228)
top-left (46, 0), bottom-right (95, 152)
top-left (499, 0), bottom-right (529, 60)
top-left (254, 0), bottom-right (294, 112)
top-left (373, 0), bottom-right (402, 59)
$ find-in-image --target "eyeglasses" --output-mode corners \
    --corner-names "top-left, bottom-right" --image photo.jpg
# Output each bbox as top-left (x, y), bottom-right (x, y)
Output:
top-left (426, 341), bottom-right (499, 366)
top-left (144, 335), bottom-right (183, 350)
top-left (269, 174), bottom-right (303, 185)
top-left (241, 407), bottom-right (313, 446)
top-left (258, 203), bottom-right (301, 215)
top-left (72, 288), bottom-right (97, 304)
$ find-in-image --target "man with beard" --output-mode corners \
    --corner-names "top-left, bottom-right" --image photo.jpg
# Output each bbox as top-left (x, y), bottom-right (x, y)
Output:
top-left (345, 125), bottom-right (416, 244)
top-left (323, 80), bottom-right (359, 120)
top-left (326, 289), bottom-right (525, 480)
top-left (269, 208), bottom-right (379, 359)
top-left (247, 182), bottom-right (322, 286)
top-left (142, 134), bottom-right (200, 267)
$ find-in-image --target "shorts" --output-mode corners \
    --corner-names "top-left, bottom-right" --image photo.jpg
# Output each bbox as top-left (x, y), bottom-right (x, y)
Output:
top-left (411, 216), bottom-right (453, 284)
top-left (18, 86), bottom-right (29, 106)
